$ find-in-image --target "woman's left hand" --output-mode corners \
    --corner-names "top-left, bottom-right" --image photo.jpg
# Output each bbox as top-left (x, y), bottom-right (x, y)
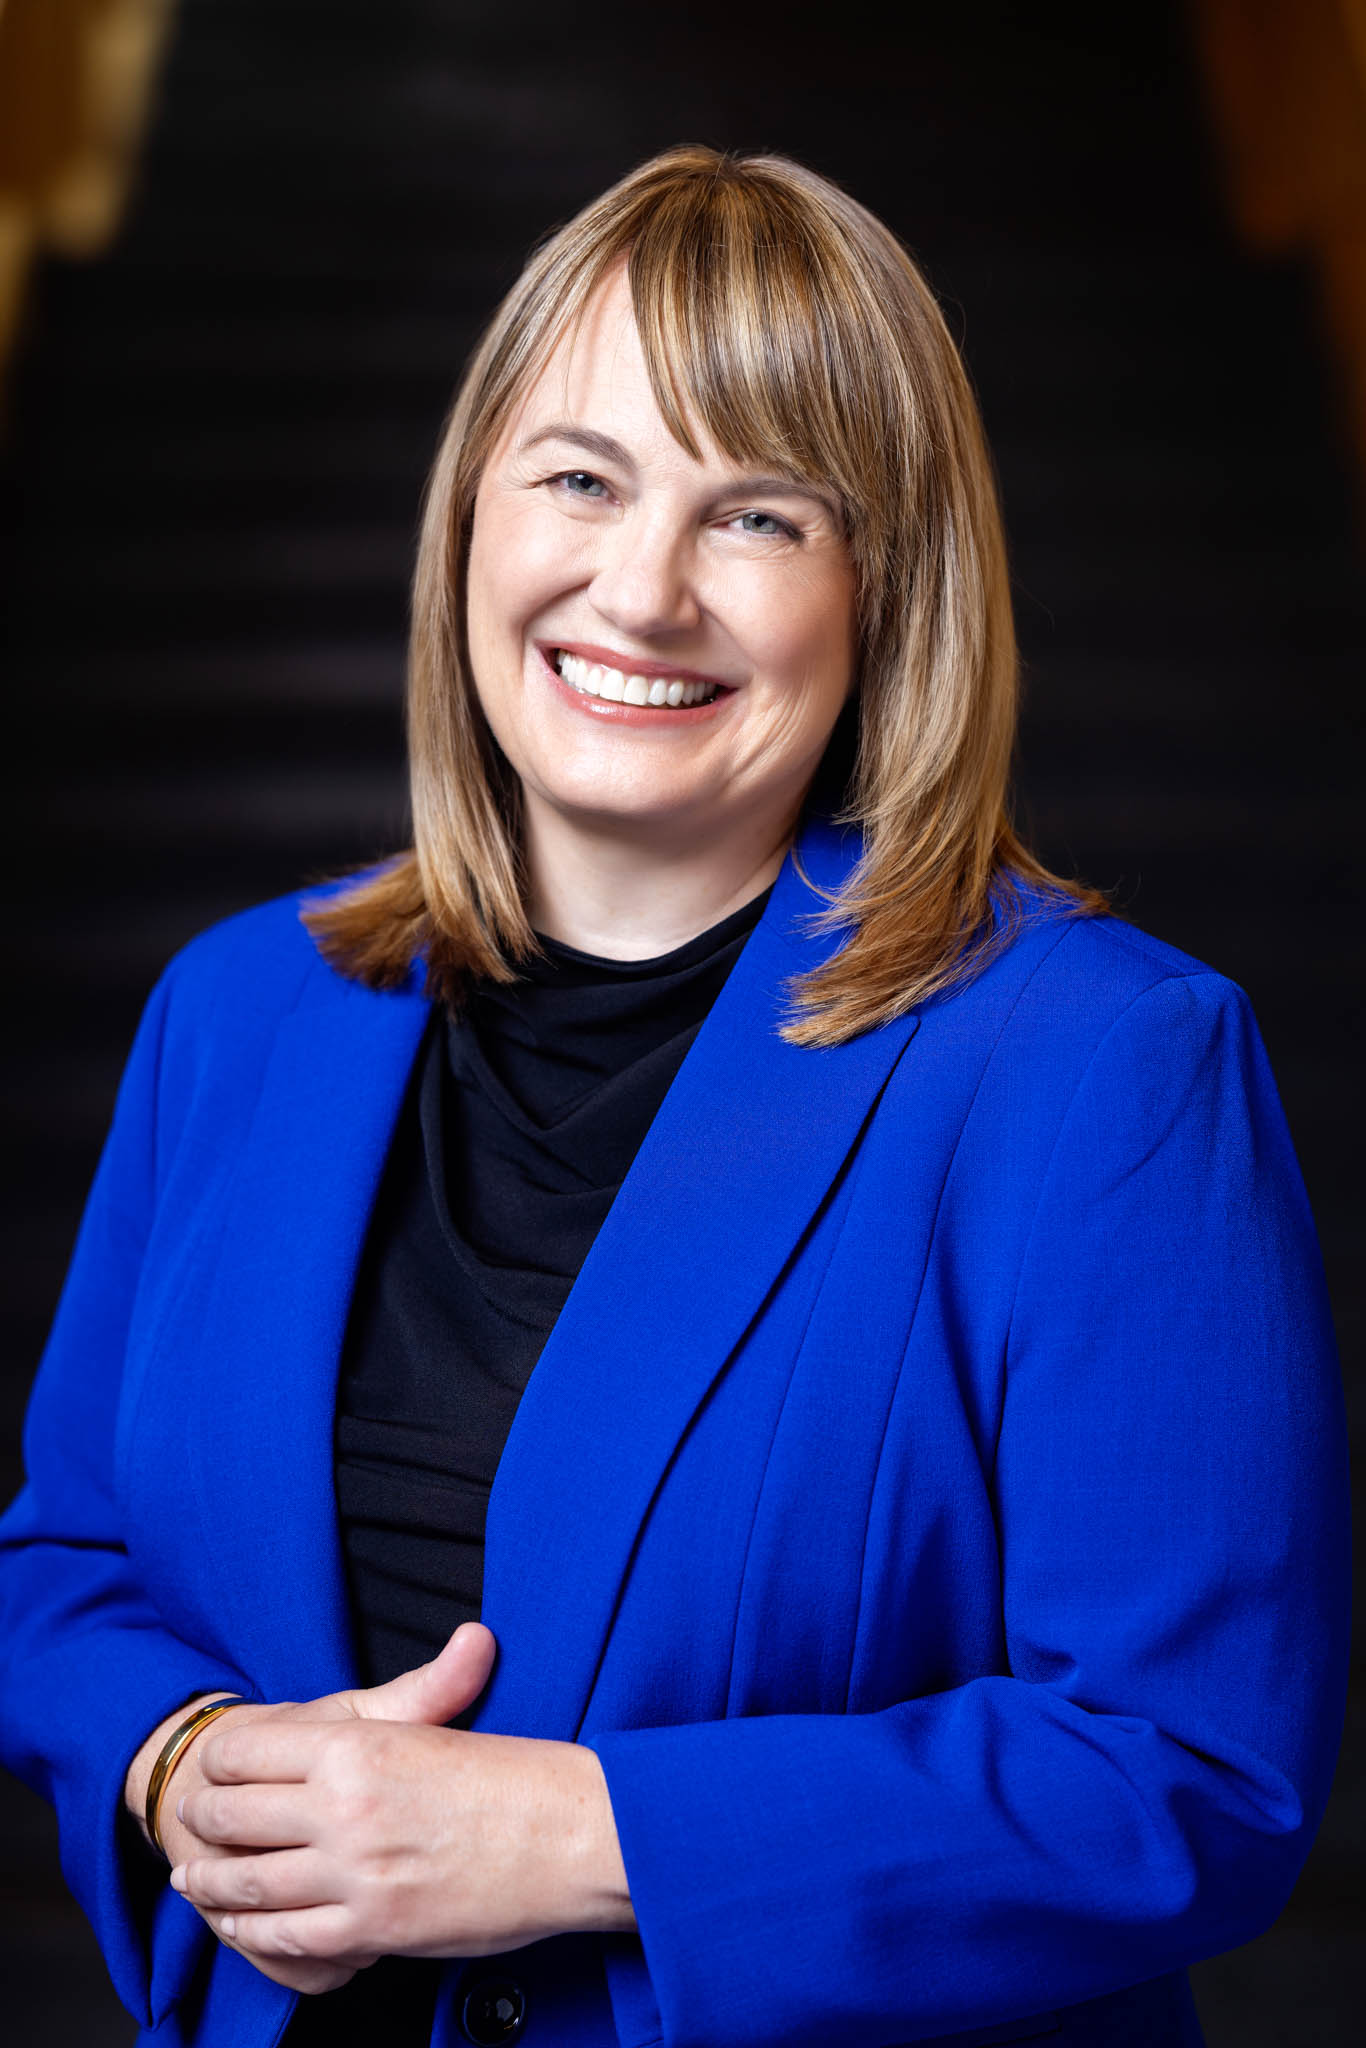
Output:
top-left (171, 1640), bottom-right (633, 1973)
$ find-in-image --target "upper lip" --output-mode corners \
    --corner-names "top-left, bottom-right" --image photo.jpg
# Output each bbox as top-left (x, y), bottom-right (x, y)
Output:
top-left (540, 641), bottom-right (736, 690)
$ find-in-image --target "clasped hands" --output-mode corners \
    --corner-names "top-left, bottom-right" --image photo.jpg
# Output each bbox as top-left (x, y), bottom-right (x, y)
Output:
top-left (151, 1624), bottom-right (632, 1997)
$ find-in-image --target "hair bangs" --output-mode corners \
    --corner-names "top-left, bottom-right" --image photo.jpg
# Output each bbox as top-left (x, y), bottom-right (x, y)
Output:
top-left (622, 177), bottom-right (881, 567)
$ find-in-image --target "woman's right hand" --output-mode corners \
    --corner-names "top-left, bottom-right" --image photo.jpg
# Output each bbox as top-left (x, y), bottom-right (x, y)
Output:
top-left (122, 1623), bottom-right (498, 1996)
top-left (154, 1701), bottom-right (366, 1996)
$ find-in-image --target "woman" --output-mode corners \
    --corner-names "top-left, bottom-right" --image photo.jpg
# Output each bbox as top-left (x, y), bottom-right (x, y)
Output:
top-left (0, 146), bottom-right (1348, 2048)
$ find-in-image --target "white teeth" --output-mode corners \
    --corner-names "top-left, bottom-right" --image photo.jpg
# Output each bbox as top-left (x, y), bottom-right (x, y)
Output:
top-left (571, 657), bottom-right (598, 693)
top-left (553, 650), bottom-right (718, 708)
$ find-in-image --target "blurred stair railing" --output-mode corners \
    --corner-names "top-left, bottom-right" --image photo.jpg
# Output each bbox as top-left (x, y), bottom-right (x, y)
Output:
top-left (1195, 0), bottom-right (1366, 536)
top-left (0, 0), bottom-right (177, 401)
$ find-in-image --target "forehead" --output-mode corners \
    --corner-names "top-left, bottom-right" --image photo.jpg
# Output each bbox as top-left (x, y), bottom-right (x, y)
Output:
top-left (497, 265), bottom-right (697, 464)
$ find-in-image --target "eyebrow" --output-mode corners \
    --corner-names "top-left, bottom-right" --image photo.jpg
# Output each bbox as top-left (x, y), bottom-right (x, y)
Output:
top-left (518, 424), bottom-right (633, 467)
top-left (516, 422), bottom-right (844, 524)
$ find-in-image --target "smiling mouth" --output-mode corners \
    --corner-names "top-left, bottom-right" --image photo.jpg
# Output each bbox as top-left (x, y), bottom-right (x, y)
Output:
top-left (550, 648), bottom-right (724, 708)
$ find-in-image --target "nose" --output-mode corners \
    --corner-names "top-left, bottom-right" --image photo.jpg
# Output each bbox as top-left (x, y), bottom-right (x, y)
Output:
top-left (587, 510), bottom-right (702, 641)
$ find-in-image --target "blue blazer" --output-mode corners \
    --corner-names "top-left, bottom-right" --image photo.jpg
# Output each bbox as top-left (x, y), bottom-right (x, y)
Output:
top-left (0, 816), bottom-right (1349, 2048)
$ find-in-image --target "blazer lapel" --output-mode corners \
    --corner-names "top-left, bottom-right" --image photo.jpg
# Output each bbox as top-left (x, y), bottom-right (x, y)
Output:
top-left (476, 816), bottom-right (920, 1740)
top-left (188, 971), bottom-right (431, 1700)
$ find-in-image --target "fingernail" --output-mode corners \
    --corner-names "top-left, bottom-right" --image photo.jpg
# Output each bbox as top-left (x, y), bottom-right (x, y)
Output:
top-left (220, 1915), bottom-right (236, 1940)
top-left (176, 1795), bottom-right (186, 1822)
top-left (169, 1866), bottom-right (187, 1893)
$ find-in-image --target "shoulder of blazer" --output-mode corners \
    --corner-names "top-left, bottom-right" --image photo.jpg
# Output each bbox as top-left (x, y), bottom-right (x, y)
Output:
top-left (144, 866), bottom-right (426, 1143)
top-left (917, 889), bottom-right (1249, 1046)
top-left (1032, 901), bottom-right (1237, 996)
top-left (790, 814), bottom-right (1243, 1045)
top-left (167, 865), bottom-right (418, 1017)
top-left (879, 896), bottom-right (1259, 1173)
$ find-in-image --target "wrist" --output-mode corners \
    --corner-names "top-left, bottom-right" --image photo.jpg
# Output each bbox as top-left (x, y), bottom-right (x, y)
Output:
top-left (124, 1694), bottom-right (246, 1851)
top-left (144, 1697), bottom-right (244, 1857)
top-left (561, 1743), bottom-right (634, 1935)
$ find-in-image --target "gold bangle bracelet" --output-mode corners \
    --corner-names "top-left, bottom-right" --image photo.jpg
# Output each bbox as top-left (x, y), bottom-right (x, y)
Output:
top-left (144, 1696), bottom-right (242, 1859)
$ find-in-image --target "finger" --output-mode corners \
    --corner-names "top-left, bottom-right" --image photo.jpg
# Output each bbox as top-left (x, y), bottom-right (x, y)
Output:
top-left (174, 1848), bottom-right (335, 1915)
top-left (219, 1904), bottom-right (375, 1969)
top-left (199, 1720), bottom-right (333, 1785)
top-left (196, 1911), bottom-right (359, 1998)
top-left (355, 1621), bottom-right (497, 1727)
top-left (271, 1963), bottom-right (361, 1997)
top-left (178, 1781), bottom-right (311, 1847)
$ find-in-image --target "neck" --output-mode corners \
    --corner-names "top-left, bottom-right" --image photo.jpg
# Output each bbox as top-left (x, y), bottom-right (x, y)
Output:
top-left (523, 803), bottom-right (801, 959)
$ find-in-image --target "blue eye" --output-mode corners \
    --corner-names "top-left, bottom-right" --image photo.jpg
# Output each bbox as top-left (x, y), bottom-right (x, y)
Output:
top-left (738, 510), bottom-right (788, 537)
top-left (561, 470), bottom-right (608, 498)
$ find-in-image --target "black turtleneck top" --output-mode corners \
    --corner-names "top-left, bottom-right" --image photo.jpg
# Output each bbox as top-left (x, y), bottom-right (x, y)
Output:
top-left (333, 884), bottom-right (773, 1687)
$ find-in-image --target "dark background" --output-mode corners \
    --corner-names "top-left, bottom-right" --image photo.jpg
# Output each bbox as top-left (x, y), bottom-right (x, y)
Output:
top-left (1, 2), bottom-right (1361, 2041)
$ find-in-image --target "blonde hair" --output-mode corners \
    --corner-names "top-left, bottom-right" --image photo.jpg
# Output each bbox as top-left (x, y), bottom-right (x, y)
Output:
top-left (305, 144), bottom-right (1104, 1046)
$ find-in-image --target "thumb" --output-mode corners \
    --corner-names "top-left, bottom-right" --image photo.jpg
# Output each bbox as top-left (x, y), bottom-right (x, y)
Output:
top-left (352, 1622), bottom-right (498, 1727)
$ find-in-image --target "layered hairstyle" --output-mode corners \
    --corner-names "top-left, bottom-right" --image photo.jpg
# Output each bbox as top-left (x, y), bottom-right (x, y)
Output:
top-left (305, 144), bottom-right (1104, 1046)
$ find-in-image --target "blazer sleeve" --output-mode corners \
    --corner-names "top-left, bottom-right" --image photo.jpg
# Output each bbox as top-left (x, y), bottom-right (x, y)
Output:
top-left (0, 960), bottom-right (260, 2030)
top-left (585, 970), bottom-right (1351, 2048)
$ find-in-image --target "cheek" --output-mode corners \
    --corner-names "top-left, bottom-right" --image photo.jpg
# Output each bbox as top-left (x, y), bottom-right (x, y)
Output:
top-left (467, 506), bottom-right (523, 640)
top-left (465, 509), bottom-right (561, 743)
top-left (464, 523), bottom-right (526, 752)
top-left (470, 498), bottom-right (596, 641)
top-left (762, 596), bottom-right (857, 727)
top-left (722, 551), bottom-right (855, 689)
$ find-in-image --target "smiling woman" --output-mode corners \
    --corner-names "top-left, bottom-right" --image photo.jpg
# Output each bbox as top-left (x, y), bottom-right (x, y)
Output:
top-left (0, 146), bottom-right (1348, 2048)
top-left (306, 144), bottom-right (1088, 1037)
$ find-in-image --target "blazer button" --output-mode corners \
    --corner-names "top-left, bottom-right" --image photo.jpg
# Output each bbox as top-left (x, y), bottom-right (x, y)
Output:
top-left (460, 1978), bottom-right (527, 2044)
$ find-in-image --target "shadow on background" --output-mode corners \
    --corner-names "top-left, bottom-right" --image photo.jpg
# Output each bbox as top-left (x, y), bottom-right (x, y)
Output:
top-left (1, 3), bottom-right (1361, 2042)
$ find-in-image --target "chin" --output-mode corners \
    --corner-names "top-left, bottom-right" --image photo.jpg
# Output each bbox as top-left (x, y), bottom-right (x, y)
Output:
top-left (541, 776), bottom-right (720, 836)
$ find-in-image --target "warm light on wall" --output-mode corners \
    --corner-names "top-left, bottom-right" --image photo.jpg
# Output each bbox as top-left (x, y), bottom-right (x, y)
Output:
top-left (1194, 0), bottom-right (1366, 531)
top-left (0, 0), bottom-right (177, 399)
